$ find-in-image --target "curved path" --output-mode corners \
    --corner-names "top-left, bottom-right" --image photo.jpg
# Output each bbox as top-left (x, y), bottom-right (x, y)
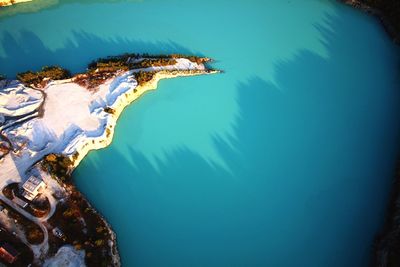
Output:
top-left (0, 194), bottom-right (49, 256)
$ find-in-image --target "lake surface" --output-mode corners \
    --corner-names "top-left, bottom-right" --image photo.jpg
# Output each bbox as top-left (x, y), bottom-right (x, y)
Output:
top-left (1, 0), bottom-right (400, 266)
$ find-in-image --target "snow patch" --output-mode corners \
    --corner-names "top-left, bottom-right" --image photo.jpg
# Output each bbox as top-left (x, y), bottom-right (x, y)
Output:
top-left (0, 57), bottom-right (209, 190)
top-left (0, 80), bottom-right (43, 118)
top-left (43, 245), bottom-right (86, 267)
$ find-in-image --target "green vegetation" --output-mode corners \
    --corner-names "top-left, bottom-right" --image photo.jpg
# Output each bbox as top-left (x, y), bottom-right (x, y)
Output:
top-left (359, 0), bottom-right (400, 40)
top-left (104, 107), bottom-right (115, 115)
top-left (134, 71), bottom-right (156, 85)
top-left (2, 183), bottom-right (50, 218)
top-left (0, 200), bottom-right (44, 245)
top-left (2, 182), bottom-right (14, 199)
top-left (17, 66), bottom-right (71, 87)
top-left (87, 54), bottom-right (131, 71)
top-left (75, 56), bottom-right (130, 89)
top-left (88, 60), bottom-right (129, 73)
top-left (0, 74), bottom-right (5, 81)
top-left (14, 53), bottom-right (208, 89)
top-left (130, 58), bottom-right (177, 68)
top-left (88, 53), bottom-right (206, 71)
top-left (41, 154), bottom-right (74, 182)
top-left (105, 127), bottom-right (111, 138)
top-left (27, 196), bottom-right (50, 218)
top-left (0, 225), bottom-right (33, 266)
top-left (48, 187), bottom-right (116, 267)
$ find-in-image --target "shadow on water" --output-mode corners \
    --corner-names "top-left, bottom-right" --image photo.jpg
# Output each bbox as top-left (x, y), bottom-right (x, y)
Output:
top-left (0, 30), bottom-right (201, 78)
top-left (0, 0), bottom-right (142, 20)
top-left (0, 1), bottom-right (398, 266)
top-left (74, 11), bottom-right (400, 265)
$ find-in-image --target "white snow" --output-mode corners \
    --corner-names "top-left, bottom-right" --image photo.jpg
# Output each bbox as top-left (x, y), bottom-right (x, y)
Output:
top-left (0, 80), bottom-right (43, 118)
top-left (0, 58), bottom-right (207, 186)
top-left (43, 245), bottom-right (86, 267)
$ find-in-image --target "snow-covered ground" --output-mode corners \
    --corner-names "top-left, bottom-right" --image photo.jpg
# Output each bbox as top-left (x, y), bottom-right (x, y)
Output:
top-left (0, 80), bottom-right (43, 118)
top-left (0, 57), bottom-right (209, 187)
top-left (43, 245), bottom-right (86, 267)
top-left (0, 57), bottom-right (216, 265)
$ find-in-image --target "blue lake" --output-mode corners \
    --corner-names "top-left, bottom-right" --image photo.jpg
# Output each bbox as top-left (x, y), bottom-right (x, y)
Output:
top-left (1, 0), bottom-right (400, 266)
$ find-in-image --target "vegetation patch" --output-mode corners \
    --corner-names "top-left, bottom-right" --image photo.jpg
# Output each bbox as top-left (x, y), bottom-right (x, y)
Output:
top-left (14, 53), bottom-right (208, 90)
top-left (0, 200), bottom-right (44, 245)
top-left (130, 58), bottom-right (177, 68)
top-left (48, 186), bottom-right (116, 267)
top-left (26, 195), bottom-right (50, 218)
top-left (74, 57), bottom-right (129, 89)
top-left (362, 0), bottom-right (400, 35)
top-left (3, 183), bottom-right (51, 218)
top-left (41, 154), bottom-right (74, 182)
top-left (103, 107), bottom-right (115, 115)
top-left (134, 71), bottom-right (156, 85)
top-left (0, 225), bottom-right (33, 266)
top-left (2, 182), bottom-right (15, 199)
top-left (17, 66), bottom-right (71, 87)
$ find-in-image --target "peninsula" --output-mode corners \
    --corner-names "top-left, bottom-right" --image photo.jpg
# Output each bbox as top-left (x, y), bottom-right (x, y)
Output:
top-left (0, 53), bottom-right (218, 266)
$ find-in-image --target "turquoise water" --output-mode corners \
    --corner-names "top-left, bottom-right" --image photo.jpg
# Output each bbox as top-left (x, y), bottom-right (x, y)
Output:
top-left (1, 0), bottom-right (400, 266)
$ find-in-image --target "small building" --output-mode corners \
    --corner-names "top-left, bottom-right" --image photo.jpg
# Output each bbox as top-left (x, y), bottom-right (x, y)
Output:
top-left (0, 242), bottom-right (19, 264)
top-left (22, 176), bottom-right (46, 201)
top-left (52, 227), bottom-right (66, 241)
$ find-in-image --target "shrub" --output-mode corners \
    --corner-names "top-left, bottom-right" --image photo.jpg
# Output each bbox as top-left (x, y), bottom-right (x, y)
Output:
top-left (134, 71), bottom-right (155, 85)
top-left (130, 58), bottom-right (176, 69)
top-left (17, 66), bottom-right (71, 86)
top-left (41, 154), bottom-right (74, 182)
top-left (104, 107), bottom-right (115, 114)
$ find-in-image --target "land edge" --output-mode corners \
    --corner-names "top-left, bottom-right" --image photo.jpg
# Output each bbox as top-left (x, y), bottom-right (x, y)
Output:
top-left (339, 0), bottom-right (400, 44)
top-left (339, 1), bottom-right (400, 266)
top-left (5, 0), bottom-right (399, 264)
top-left (0, 59), bottom-right (219, 266)
top-left (70, 69), bottom-right (219, 169)
top-left (0, 0), bottom-right (32, 7)
top-left (47, 68), bottom-right (218, 266)
top-left (67, 69), bottom-right (219, 266)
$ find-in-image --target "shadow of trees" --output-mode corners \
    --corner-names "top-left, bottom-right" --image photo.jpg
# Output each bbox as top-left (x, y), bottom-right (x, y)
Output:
top-left (73, 14), bottom-right (400, 264)
top-left (0, 30), bottom-right (200, 78)
top-left (0, 0), bottom-right (144, 20)
top-left (1, 2), bottom-right (399, 266)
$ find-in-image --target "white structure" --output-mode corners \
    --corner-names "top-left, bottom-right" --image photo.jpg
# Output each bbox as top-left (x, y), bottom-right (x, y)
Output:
top-left (22, 176), bottom-right (45, 201)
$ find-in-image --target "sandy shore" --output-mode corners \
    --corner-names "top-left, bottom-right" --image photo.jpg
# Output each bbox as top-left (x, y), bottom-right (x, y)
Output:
top-left (0, 0), bottom-right (32, 7)
top-left (70, 69), bottom-right (219, 168)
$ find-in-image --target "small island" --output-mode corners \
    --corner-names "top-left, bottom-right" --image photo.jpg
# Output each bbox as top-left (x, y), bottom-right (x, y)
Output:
top-left (0, 53), bottom-right (218, 266)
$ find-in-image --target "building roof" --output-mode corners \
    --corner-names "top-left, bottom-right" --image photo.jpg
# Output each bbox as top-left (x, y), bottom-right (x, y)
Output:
top-left (0, 242), bottom-right (19, 257)
top-left (22, 176), bottom-right (44, 193)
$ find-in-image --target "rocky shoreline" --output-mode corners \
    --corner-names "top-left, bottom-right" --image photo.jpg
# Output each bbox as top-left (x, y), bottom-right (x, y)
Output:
top-left (65, 69), bottom-right (218, 267)
top-left (69, 68), bottom-right (219, 169)
top-left (0, 54), bottom-right (219, 266)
